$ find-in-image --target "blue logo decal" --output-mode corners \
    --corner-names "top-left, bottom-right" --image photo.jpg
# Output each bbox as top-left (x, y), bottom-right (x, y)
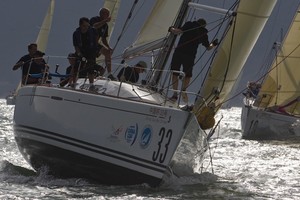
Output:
top-left (140, 125), bottom-right (152, 149)
top-left (125, 124), bottom-right (138, 146)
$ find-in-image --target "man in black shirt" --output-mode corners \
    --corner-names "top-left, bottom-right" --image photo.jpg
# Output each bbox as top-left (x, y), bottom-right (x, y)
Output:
top-left (90, 8), bottom-right (115, 80)
top-left (117, 61), bottom-right (147, 83)
top-left (73, 17), bottom-right (99, 88)
top-left (169, 18), bottom-right (217, 102)
top-left (13, 43), bottom-right (37, 84)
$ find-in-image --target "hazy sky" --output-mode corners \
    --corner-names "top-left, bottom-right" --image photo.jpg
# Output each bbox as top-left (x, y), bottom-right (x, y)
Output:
top-left (1, 0), bottom-right (299, 106)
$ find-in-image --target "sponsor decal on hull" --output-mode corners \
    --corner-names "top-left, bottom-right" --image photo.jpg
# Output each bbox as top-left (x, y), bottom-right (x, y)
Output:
top-left (125, 124), bottom-right (138, 146)
top-left (140, 125), bottom-right (152, 149)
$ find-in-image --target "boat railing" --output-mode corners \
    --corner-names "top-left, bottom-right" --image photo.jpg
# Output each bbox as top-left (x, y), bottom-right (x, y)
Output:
top-left (20, 55), bottom-right (203, 106)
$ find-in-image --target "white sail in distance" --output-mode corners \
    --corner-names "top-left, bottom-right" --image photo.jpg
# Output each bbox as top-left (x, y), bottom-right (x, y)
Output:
top-left (35, 0), bottom-right (55, 52)
top-left (122, 0), bottom-right (184, 59)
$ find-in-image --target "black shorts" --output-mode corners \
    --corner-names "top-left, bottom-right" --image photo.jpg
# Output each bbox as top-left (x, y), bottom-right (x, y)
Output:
top-left (79, 59), bottom-right (105, 77)
top-left (170, 50), bottom-right (195, 77)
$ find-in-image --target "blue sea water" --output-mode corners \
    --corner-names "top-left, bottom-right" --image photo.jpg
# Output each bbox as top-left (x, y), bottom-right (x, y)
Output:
top-left (1, 99), bottom-right (300, 199)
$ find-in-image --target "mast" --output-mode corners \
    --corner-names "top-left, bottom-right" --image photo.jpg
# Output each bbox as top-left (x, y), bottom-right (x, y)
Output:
top-left (148, 0), bottom-right (191, 86)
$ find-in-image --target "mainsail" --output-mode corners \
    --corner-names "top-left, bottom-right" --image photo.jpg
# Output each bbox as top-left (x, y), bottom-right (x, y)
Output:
top-left (35, 0), bottom-right (55, 52)
top-left (255, 7), bottom-right (300, 115)
top-left (122, 0), bottom-right (184, 59)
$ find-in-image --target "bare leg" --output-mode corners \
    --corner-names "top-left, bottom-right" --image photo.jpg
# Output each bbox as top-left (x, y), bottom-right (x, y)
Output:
top-left (101, 48), bottom-right (112, 73)
top-left (181, 77), bottom-right (191, 103)
top-left (171, 74), bottom-right (179, 97)
top-left (182, 77), bottom-right (190, 91)
top-left (88, 73), bottom-right (94, 84)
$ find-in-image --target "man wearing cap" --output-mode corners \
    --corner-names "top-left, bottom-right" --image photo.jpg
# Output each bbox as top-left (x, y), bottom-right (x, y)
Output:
top-left (169, 18), bottom-right (218, 102)
top-left (117, 61), bottom-right (147, 83)
top-left (60, 53), bottom-right (80, 87)
top-left (24, 50), bottom-right (49, 84)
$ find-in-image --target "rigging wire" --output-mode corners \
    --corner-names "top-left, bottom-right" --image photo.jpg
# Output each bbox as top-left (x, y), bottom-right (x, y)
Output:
top-left (111, 0), bottom-right (144, 53)
top-left (220, 42), bottom-right (300, 106)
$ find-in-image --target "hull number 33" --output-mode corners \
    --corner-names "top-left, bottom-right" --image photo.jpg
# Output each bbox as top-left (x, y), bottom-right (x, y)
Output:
top-left (152, 127), bottom-right (172, 163)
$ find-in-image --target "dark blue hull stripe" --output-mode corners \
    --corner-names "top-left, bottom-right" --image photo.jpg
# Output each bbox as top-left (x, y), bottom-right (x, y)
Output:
top-left (14, 125), bottom-right (167, 174)
top-left (15, 137), bottom-right (162, 186)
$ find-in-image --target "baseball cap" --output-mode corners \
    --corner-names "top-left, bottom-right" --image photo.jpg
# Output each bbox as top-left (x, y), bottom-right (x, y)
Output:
top-left (136, 61), bottom-right (147, 72)
top-left (68, 53), bottom-right (77, 59)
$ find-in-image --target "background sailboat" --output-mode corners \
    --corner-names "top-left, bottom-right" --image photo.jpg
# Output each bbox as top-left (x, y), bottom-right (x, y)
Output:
top-left (192, 0), bottom-right (277, 129)
top-left (241, 5), bottom-right (300, 139)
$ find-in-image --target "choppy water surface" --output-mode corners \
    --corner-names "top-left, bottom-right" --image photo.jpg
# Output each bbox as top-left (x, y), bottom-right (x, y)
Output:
top-left (1, 99), bottom-right (299, 199)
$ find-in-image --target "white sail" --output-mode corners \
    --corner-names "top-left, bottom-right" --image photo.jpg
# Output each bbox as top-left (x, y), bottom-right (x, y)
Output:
top-left (35, 0), bottom-right (55, 52)
top-left (256, 7), bottom-right (300, 115)
top-left (197, 0), bottom-right (277, 109)
top-left (122, 0), bottom-right (184, 59)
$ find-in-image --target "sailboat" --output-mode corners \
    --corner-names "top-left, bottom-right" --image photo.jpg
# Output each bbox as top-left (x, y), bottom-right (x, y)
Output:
top-left (241, 5), bottom-right (300, 140)
top-left (6, 0), bottom-right (55, 105)
top-left (13, 0), bottom-right (276, 186)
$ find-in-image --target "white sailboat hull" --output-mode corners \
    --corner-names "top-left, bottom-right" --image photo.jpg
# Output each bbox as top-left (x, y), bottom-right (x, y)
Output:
top-left (241, 100), bottom-right (300, 139)
top-left (13, 81), bottom-right (207, 186)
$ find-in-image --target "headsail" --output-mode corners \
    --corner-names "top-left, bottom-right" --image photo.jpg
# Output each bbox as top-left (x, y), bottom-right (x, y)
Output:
top-left (255, 7), bottom-right (300, 115)
top-left (196, 0), bottom-right (277, 110)
top-left (122, 0), bottom-right (184, 59)
top-left (35, 0), bottom-right (55, 52)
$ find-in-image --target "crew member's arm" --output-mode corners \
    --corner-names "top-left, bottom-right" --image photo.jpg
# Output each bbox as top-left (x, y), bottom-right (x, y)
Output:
top-left (13, 61), bottom-right (25, 70)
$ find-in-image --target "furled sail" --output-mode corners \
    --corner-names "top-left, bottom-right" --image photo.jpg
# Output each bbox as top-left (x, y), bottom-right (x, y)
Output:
top-left (122, 0), bottom-right (184, 59)
top-left (35, 0), bottom-right (55, 52)
top-left (195, 0), bottom-right (277, 111)
top-left (256, 7), bottom-right (300, 115)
